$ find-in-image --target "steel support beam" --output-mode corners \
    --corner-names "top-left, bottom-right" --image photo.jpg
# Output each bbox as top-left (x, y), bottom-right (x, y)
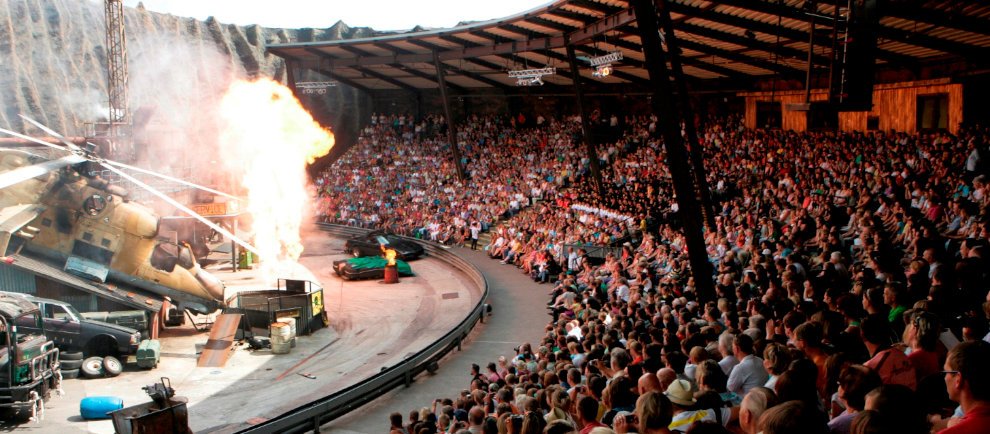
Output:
top-left (565, 40), bottom-right (603, 198)
top-left (631, 0), bottom-right (715, 302)
top-left (433, 51), bottom-right (466, 181)
top-left (656, 0), bottom-right (716, 231)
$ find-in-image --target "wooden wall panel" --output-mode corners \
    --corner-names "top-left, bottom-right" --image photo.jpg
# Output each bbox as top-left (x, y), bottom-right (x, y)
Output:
top-left (744, 100), bottom-right (757, 130)
top-left (740, 79), bottom-right (964, 133)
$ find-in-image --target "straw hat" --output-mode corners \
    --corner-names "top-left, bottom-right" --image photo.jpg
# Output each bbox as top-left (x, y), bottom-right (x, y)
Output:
top-left (664, 379), bottom-right (696, 407)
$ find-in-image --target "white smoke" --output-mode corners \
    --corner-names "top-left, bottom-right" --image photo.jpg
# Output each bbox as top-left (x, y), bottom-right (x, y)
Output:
top-left (127, 33), bottom-right (244, 184)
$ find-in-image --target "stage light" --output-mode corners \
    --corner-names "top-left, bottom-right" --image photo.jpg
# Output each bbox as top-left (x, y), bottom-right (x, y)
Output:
top-left (507, 67), bottom-right (554, 86)
top-left (516, 76), bottom-right (544, 87)
top-left (592, 64), bottom-right (613, 78)
top-left (589, 51), bottom-right (622, 80)
top-left (295, 81), bottom-right (337, 95)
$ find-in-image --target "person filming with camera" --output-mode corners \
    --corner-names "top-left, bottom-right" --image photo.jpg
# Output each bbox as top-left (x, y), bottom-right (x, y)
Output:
top-left (614, 391), bottom-right (674, 434)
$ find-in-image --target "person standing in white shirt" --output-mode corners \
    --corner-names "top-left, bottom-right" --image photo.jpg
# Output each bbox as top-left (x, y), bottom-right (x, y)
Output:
top-left (727, 334), bottom-right (769, 396)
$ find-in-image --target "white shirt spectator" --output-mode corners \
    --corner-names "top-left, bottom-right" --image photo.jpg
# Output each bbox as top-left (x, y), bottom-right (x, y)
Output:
top-left (718, 355), bottom-right (739, 376)
top-left (726, 354), bottom-right (769, 395)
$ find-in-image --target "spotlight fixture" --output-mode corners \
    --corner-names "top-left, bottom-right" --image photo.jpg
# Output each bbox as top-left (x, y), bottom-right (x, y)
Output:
top-left (295, 81), bottom-right (338, 95)
top-left (589, 51), bottom-right (622, 79)
top-left (592, 64), bottom-right (613, 78)
top-left (507, 67), bottom-right (555, 86)
top-left (516, 76), bottom-right (544, 86)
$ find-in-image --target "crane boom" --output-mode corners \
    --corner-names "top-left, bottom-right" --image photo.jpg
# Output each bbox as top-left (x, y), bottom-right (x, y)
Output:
top-left (104, 0), bottom-right (129, 156)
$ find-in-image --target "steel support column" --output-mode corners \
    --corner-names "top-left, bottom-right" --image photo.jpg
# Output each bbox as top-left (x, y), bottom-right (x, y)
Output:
top-left (433, 51), bottom-right (466, 181)
top-left (655, 0), bottom-right (716, 231)
top-left (565, 41), bottom-right (603, 197)
top-left (805, 15), bottom-right (816, 103)
top-left (631, 0), bottom-right (715, 302)
top-left (285, 59), bottom-right (298, 92)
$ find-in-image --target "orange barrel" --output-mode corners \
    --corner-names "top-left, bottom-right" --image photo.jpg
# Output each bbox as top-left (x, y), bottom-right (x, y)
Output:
top-left (384, 264), bottom-right (399, 284)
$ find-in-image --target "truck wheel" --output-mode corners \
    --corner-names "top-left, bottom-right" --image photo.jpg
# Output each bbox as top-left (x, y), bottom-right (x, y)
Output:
top-left (60, 351), bottom-right (84, 361)
top-left (60, 369), bottom-right (80, 379)
top-left (102, 356), bottom-right (123, 377)
top-left (60, 359), bottom-right (84, 370)
top-left (81, 357), bottom-right (105, 378)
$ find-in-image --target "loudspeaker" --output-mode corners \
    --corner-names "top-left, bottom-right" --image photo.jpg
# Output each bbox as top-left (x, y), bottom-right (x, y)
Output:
top-left (835, 0), bottom-right (883, 111)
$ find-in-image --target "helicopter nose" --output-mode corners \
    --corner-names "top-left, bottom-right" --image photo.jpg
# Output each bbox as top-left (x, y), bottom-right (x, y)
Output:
top-left (195, 268), bottom-right (226, 301)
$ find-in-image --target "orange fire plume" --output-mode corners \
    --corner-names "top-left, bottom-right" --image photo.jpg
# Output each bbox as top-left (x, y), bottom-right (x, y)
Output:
top-left (218, 78), bottom-right (335, 282)
top-left (381, 244), bottom-right (397, 266)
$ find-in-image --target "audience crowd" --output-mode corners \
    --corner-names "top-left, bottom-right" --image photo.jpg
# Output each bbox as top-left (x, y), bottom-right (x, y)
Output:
top-left (316, 111), bottom-right (990, 434)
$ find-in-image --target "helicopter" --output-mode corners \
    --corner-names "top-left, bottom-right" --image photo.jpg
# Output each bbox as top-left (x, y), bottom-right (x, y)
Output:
top-left (0, 115), bottom-right (260, 315)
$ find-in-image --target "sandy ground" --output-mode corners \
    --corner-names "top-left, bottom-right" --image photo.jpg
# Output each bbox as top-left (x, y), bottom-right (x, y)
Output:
top-left (5, 226), bottom-right (482, 433)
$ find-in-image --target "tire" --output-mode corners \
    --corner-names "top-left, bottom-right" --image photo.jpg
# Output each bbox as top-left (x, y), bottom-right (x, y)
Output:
top-left (81, 357), bottom-right (105, 378)
top-left (60, 351), bottom-right (84, 361)
top-left (60, 368), bottom-right (80, 379)
top-left (60, 359), bottom-right (84, 370)
top-left (102, 356), bottom-right (123, 377)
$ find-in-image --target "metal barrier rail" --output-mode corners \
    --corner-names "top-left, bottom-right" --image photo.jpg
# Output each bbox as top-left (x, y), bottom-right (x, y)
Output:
top-left (234, 223), bottom-right (489, 434)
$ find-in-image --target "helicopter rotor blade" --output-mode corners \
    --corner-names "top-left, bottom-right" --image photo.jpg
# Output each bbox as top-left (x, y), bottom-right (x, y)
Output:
top-left (0, 154), bottom-right (87, 190)
top-left (0, 126), bottom-right (72, 153)
top-left (18, 115), bottom-right (83, 152)
top-left (101, 158), bottom-right (241, 202)
top-left (97, 161), bottom-right (260, 256)
top-left (11, 116), bottom-right (240, 203)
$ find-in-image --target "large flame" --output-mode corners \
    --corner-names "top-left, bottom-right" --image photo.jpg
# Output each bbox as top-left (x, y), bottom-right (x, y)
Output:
top-left (381, 244), bottom-right (397, 266)
top-left (218, 78), bottom-right (334, 281)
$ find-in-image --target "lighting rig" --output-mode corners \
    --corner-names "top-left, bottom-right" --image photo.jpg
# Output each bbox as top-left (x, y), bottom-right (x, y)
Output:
top-left (589, 51), bottom-right (623, 78)
top-left (295, 81), bottom-right (338, 95)
top-left (507, 67), bottom-right (555, 86)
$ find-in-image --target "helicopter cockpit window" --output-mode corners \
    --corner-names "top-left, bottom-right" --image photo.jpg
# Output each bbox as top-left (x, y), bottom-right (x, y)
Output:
top-left (150, 242), bottom-right (196, 272)
top-left (177, 243), bottom-right (195, 270)
top-left (83, 194), bottom-right (107, 216)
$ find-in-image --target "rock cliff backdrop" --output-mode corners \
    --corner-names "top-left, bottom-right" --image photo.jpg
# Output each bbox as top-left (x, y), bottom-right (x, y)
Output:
top-left (0, 0), bottom-right (375, 171)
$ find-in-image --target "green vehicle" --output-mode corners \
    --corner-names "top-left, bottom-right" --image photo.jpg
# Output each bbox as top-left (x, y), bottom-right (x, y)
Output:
top-left (0, 293), bottom-right (61, 418)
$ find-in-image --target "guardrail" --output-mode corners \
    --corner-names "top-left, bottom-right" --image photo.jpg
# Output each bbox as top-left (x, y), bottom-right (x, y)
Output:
top-left (234, 223), bottom-right (489, 434)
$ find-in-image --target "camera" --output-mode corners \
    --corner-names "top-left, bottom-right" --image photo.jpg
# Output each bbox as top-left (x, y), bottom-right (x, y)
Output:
top-left (625, 414), bottom-right (637, 424)
top-left (513, 346), bottom-right (520, 353)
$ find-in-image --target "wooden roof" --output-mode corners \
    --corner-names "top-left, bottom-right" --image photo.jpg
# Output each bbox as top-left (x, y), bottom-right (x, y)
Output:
top-left (267, 0), bottom-right (990, 91)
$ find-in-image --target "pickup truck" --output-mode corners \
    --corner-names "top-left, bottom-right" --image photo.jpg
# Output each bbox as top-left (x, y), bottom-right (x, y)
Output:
top-left (3, 293), bottom-right (141, 359)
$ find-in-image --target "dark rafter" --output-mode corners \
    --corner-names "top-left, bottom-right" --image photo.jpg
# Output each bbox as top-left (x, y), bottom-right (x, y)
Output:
top-left (545, 8), bottom-right (598, 25)
top-left (662, 1), bottom-right (915, 66)
top-left (299, 48), bottom-right (371, 92)
top-left (439, 34), bottom-right (570, 87)
top-left (407, 39), bottom-right (510, 77)
top-left (338, 45), bottom-right (466, 92)
top-left (882, 4), bottom-right (990, 37)
top-left (487, 26), bottom-right (650, 86)
top-left (264, 0), bottom-right (990, 90)
top-left (714, 0), bottom-right (989, 61)
top-left (676, 22), bottom-right (831, 67)
top-left (523, 16), bottom-right (576, 33)
top-left (567, 0), bottom-right (616, 15)
top-left (376, 41), bottom-right (510, 89)
top-left (676, 38), bottom-right (805, 79)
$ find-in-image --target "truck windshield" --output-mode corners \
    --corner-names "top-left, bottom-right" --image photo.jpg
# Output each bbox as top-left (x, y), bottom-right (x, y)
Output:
top-left (12, 312), bottom-right (42, 341)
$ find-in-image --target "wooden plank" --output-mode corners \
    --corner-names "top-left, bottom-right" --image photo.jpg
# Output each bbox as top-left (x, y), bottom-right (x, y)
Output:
top-left (197, 313), bottom-right (242, 368)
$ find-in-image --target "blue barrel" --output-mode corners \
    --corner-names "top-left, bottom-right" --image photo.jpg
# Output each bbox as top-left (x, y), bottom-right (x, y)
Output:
top-left (80, 396), bottom-right (124, 420)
